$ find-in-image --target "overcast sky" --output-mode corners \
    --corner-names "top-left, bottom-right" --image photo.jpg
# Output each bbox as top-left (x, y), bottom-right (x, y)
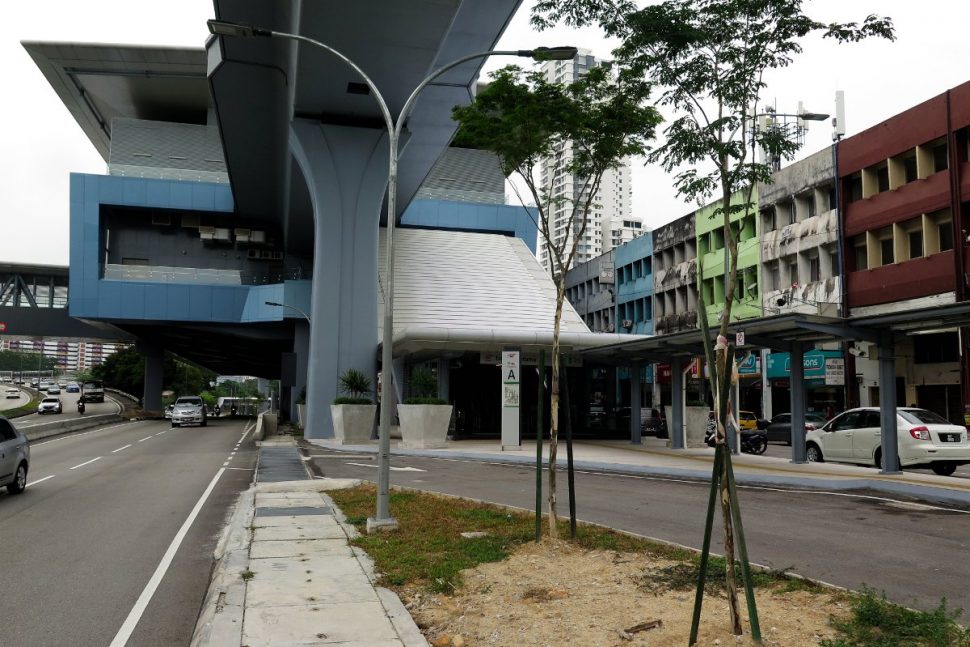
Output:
top-left (3, 1), bottom-right (969, 266)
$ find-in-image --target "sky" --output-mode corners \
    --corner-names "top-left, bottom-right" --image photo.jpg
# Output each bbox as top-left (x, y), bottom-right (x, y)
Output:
top-left (2, 1), bottom-right (970, 266)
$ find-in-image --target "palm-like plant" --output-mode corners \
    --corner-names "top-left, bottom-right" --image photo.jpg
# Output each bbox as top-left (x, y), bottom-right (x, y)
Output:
top-left (337, 369), bottom-right (372, 403)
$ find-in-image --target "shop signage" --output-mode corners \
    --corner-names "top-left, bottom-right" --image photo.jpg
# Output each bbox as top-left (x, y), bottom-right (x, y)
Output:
top-left (599, 263), bottom-right (615, 284)
top-left (824, 357), bottom-right (845, 386)
top-left (767, 350), bottom-right (843, 380)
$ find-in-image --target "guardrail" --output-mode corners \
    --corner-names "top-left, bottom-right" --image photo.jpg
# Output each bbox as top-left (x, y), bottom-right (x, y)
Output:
top-left (14, 413), bottom-right (124, 442)
top-left (105, 387), bottom-right (140, 404)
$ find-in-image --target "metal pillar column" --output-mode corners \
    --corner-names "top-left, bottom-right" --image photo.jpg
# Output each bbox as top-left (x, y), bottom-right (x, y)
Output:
top-left (630, 361), bottom-right (642, 444)
top-left (671, 356), bottom-right (685, 449)
top-left (288, 319), bottom-right (310, 418)
top-left (879, 333), bottom-right (901, 473)
top-left (790, 342), bottom-right (807, 463)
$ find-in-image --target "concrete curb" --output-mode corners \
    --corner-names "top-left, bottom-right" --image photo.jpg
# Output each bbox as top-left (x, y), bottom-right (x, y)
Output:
top-left (308, 441), bottom-right (970, 508)
top-left (17, 414), bottom-right (125, 442)
top-left (190, 486), bottom-right (256, 647)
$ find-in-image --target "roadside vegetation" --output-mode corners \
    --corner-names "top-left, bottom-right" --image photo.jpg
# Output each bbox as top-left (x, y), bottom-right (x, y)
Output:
top-left (330, 485), bottom-right (970, 645)
top-left (1, 395), bottom-right (41, 418)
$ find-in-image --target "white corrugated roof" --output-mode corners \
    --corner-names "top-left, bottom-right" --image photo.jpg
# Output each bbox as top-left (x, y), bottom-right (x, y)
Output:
top-left (378, 228), bottom-right (649, 354)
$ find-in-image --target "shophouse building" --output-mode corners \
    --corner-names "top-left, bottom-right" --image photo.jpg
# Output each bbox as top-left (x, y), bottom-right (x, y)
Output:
top-left (839, 80), bottom-right (970, 423)
top-left (758, 148), bottom-right (844, 417)
top-left (564, 250), bottom-right (617, 333)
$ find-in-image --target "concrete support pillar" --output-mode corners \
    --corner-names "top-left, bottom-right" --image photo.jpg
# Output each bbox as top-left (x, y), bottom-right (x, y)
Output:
top-left (630, 361), bottom-right (642, 444)
top-left (671, 356), bottom-right (685, 449)
top-left (288, 319), bottom-right (310, 418)
top-left (879, 333), bottom-right (901, 473)
top-left (790, 342), bottom-right (807, 463)
top-left (290, 120), bottom-right (390, 439)
top-left (140, 342), bottom-right (164, 415)
top-left (437, 357), bottom-right (450, 402)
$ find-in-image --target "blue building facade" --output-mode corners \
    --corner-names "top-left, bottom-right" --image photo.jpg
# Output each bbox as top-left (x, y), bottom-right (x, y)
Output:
top-left (401, 199), bottom-right (538, 254)
top-left (614, 234), bottom-right (654, 335)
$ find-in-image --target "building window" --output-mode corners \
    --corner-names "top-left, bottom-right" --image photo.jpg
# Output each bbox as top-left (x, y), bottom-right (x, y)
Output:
top-left (846, 174), bottom-right (863, 203)
top-left (909, 230), bottom-right (923, 260)
top-left (829, 247), bottom-right (840, 276)
top-left (940, 222), bottom-right (954, 252)
top-left (854, 236), bottom-right (867, 270)
top-left (880, 238), bottom-right (894, 265)
top-left (808, 254), bottom-right (820, 283)
top-left (903, 155), bottom-right (918, 183)
top-left (788, 260), bottom-right (798, 287)
top-left (932, 142), bottom-right (949, 173)
top-left (914, 332), bottom-right (959, 364)
top-left (769, 263), bottom-right (780, 291)
top-left (876, 166), bottom-right (890, 193)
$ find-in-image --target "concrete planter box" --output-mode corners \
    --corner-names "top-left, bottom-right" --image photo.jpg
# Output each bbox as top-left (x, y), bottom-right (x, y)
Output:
top-left (330, 404), bottom-right (376, 445)
top-left (665, 405), bottom-right (710, 448)
top-left (397, 404), bottom-right (453, 449)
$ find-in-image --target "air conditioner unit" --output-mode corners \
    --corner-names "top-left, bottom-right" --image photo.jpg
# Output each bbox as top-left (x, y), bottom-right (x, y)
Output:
top-left (622, 319), bottom-right (633, 329)
top-left (199, 226), bottom-right (215, 241)
top-left (234, 228), bottom-right (252, 243)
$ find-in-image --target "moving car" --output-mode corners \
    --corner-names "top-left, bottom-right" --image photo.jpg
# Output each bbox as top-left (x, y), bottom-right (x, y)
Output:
top-left (164, 404), bottom-right (174, 420)
top-left (37, 397), bottom-right (63, 415)
top-left (5, 388), bottom-right (19, 399)
top-left (66, 383), bottom-right (80, 393)
top-left (763, 412), bottom-right (829, 445)
top-left (80, 380), bottom-right (105, 403)
top-left (171, 396), bottom-right (207, 427)
top-left (0, 415), bottom-right (29, 494)
top-left (805, 407), bottom-right (970, 476)
top-left (46, 385), bottom-right (61, 395)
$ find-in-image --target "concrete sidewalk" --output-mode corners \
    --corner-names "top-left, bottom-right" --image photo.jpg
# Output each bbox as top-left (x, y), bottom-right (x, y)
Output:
top-left (192, 437), bottom-right (428, 647)
top-left (306, 435), bottom-right (970, 507)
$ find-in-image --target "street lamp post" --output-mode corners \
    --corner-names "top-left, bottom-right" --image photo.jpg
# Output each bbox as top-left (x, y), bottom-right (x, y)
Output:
top-left (265, 300), bottom-right (311, 324)
top-left (210, 19), bottom-right (576, 530)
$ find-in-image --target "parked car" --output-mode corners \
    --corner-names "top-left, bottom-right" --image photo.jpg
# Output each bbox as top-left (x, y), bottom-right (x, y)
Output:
top-left (37, 397), bottom-right (63, 415)
top-left (46, 385), bottom-right (61, 395)
top-left (805, 407), bottom-right (970, 476)
top-left (171, 396), bottom-right (207, 427)
top-left (738, 410), bottom-right (759, 431)
top-left (0, 415), bottom-right (29, 494)
top-left (762, 412), bottom-right (829, 445)
top-left (5, 388), bottom-right (19, 400)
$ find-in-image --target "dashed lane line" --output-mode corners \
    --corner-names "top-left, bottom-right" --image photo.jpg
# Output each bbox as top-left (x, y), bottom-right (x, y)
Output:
top-left (69, 457), bottom-right (102, 470)
top-left (112, 444), bottom-right (132, 454)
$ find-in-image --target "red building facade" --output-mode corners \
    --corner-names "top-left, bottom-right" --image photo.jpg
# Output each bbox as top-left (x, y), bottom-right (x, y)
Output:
top-left (838, 80), bottom-right (970, 421)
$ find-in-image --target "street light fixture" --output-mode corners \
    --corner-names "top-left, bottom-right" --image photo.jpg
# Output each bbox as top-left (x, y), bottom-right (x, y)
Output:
top-left (212, 18), bottom-right (575, 530)
top-left (265, 300), bottom-right (311, 324)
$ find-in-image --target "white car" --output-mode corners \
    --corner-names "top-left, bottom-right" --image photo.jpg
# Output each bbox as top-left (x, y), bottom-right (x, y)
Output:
top-left (171, 396), bottom-right (207, 427)
top-left (5, 388), bottom-right (19, 400)
top-left (805, 407), bottom-right (970, 476)
top-left (37, 397), bottom-right (63, 414)
top-left (47, 385), bottom-right (61, 395)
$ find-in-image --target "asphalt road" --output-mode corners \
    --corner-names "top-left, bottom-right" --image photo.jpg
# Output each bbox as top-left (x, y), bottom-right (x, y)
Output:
top-left (308, 447), bottom-right (970, 621)
top-left (1, 385), bottom-right (31, 409)
top-left (0, 417), bottom-right (257, 647)
top-left (12, 394), bottom-right (123, 427)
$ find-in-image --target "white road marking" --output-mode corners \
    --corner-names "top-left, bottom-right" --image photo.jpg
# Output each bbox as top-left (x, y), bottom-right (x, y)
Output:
top-left (30, 421), bottom-right (138, 447)
top-left (112, 444), bottom-right (132, 453)
top-left (138, 437), bottom-right (151, 443)
top-left (69, 457), bottom-right (102, 470)
top-left (222, 462), bottom-right (229, 466)
top-left (345, 462), bottom-right (426, 472)
top-left (26, 475), bottom-right (55, 488)
top-left (225, 467), bottom-right (254, 471)
top-left (108, 467), bottom-right (226, 647)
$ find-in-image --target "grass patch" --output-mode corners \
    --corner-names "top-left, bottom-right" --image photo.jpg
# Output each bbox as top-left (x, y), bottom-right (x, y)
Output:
top-left (329, 484), bottom-right (689, 594)
top-left (1, 396), bottom-right (41, 418)
top-left (822, 587), bottom-right (970, 647)
top-left (639, 555), bottom-right (805, 596)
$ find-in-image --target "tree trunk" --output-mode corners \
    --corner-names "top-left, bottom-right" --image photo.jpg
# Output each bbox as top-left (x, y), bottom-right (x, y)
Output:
top-left (547, 288), bottom-right (565, 539)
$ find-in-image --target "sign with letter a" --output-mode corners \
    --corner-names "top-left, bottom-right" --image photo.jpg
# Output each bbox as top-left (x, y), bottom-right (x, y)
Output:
top-left (501, 351), bottom-right (520, 449)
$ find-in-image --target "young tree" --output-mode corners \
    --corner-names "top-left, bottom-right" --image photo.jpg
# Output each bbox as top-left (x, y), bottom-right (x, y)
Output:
top-left (453, 63), bottom-right (660, 538)
top-left (533, 0), bottom-right (893, 638)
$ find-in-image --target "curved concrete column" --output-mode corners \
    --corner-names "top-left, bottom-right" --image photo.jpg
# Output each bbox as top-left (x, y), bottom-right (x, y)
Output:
top-left (289, 120), bottom-right (390, 438)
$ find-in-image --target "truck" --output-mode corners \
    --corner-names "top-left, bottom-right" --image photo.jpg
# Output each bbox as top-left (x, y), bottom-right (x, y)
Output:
top-left (80, 380), bottom-right (105, 403)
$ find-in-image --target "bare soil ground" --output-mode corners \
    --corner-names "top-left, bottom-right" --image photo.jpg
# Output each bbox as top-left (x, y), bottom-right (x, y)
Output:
top-left (403, 539), bottom-right (845, 647)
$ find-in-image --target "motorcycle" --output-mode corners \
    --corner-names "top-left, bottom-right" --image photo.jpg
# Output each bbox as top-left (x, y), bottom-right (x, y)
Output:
top-left (77, 400), bottom-right (86, 415)
top-left (704, 415), bottom-right (767, 454)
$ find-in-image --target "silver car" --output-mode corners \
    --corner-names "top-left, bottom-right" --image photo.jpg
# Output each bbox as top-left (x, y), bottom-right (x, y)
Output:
top-left (0, 416), bottom-right (29, 494)
top-left (171, 396), bottom-right (208, 428)
top-left (37, 397), bottom-right (63, 414)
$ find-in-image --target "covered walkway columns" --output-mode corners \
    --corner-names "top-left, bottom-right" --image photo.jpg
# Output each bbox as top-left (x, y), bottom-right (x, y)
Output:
top-left (290, 120), bottom-right (391, 439)
top-left (138, 340), bottom-right (164, 415)
top-left (629, 360), bottom-right (642, 444)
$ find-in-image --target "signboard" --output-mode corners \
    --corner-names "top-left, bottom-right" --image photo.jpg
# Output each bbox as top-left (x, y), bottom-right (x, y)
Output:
top-left (824, 357), bottom-right (845, 386)
top-left (735, 331), bottom-right (745, 347)
top-left (599, 263), bottom-right (615, 285)
top-left (480, 351), bottom-right (502, 365)
top-left (766, 350), bottom-right (843, 380)
top-left (0, 322), bottom-right (6, 332)
top-left (501, 351), bottom-right (520, 449)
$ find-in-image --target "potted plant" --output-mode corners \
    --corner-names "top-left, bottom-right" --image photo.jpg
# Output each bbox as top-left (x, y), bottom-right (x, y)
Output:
top-left (397, 367), bottom-right (452, 449)
top-left (330, 369), bottom-right (376, 444)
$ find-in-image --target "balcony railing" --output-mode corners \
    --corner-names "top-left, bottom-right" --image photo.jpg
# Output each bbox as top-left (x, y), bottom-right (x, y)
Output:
top-left (103, 264), bottom-right (307, 286)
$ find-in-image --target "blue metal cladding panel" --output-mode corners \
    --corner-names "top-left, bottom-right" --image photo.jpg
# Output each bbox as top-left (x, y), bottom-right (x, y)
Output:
top-left (69, 173), bottom-right (288, 324)
top-left (614, 235), bottom-right (654, 335)
top-left (401, 198), bottom-right (539, 254)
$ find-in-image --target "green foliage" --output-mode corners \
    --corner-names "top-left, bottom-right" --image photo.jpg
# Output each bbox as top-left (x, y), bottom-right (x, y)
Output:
top-left (821, 587), bottom-right (970, 647)
top-left (199, 391), bottom-right (217, 408)
top-left (403, 397), bottom-right (447, 405)
top-left (452, 62), bottom-right (659, 278)
top-left (0, 350), bottom-right (57, 372)
top-left (333, 397), bottom-right (373, 405)
top-left (296, 386), bottom-right (306, 405)
top-left (408, 367), bottom-right (438, 399)
top-left (337, 368), bottom-right (372, 403)
top-left (91, 347), bottom-right (217, 397)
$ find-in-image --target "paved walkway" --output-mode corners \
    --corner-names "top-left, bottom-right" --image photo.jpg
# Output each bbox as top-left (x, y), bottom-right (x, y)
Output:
top-left (192, 437), bottom-right (428, 647)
